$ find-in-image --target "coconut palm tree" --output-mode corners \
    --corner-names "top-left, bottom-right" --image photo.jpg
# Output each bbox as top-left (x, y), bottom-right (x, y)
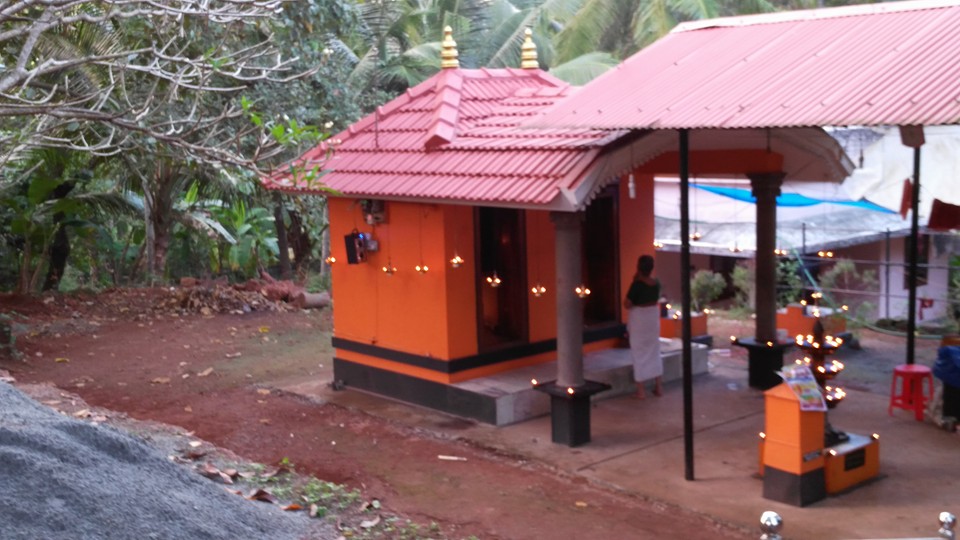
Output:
top-left (554, 0), bottom-right (780, 64)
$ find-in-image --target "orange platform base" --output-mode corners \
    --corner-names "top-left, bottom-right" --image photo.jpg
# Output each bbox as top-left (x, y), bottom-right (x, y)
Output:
top-left (824, 433), bottom-right (880, 494)
top-left (777, 304), bottom-right (846, 338)
top-left (660, 313), bottom-right (708, 339)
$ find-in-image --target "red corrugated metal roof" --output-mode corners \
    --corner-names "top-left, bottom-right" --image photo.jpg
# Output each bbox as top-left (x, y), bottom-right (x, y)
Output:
top-left (264, 68), bottom-right (621, 207)
top-left (531, 0), bottom-right (960, 130)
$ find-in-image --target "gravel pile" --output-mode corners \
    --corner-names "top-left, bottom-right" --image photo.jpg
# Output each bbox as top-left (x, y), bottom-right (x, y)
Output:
top-left (0, 382), bottom-right (331, 540)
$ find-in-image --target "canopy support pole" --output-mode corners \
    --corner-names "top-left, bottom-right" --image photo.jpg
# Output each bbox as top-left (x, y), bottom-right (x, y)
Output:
top-left (679, 129), bottom-right (694, 481)
top-left (899, 126), bottom-right (924, 366)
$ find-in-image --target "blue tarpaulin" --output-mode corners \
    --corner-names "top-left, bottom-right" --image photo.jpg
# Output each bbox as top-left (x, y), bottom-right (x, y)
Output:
top-left (694, 185), bottom-right (896, 213)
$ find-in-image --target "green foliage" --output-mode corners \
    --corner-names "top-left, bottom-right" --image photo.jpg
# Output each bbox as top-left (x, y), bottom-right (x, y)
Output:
top-left (690, 269), bottom-right (726, 311)
top-left (209, 201), bottom-right (279, 278)
top-left (947, 256), bottom-right (960, 328)
top-left (731, 262), bottom-right (753, 310)
top-left (305, 270), bottom-right (332, 293)
top-left (0, 150), bottom-right (139, 293)
top-left (299, 478), bottom-right (362, 511)
top-left (729, 259), bottom-right (802, 311)
top-left (776, 258), bottom-right (804, 308)
top-left (0, 313), bottom-right (19, 359)
top-left (548, 52), bottom-right (620, 84)
top-left (818, 258), bottom-right (879, 321)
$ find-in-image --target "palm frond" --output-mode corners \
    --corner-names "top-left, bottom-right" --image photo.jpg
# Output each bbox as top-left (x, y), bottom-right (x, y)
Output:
top-left (40, 191), bottom-right (142, 221)
top-left (634, 0), bottom-right (677, 48)
top-left (481, 0), bottom-right (582, 67)
top-left (179, 212), bottom-right (237, 244)
top-left (378, 43), bottom-right (443, 88)
top-left (347, 49), bottom-right (382, 92)
top-left (720, 0), bottom-right (777, 16)
top-left (548, 51), bottom-right (618, 84)
top-left (554, 0), bottom-right (619, 63)
top-left (671, 0), bottom-right (719, 20)
top-left (480, 11), bottom-right (535, 67)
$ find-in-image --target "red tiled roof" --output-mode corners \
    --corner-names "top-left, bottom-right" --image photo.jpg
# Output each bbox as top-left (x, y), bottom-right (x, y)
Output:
top-left (531, 0), bottom-right (960, 130)
top-left (264, 68), bottom-right (623, 207)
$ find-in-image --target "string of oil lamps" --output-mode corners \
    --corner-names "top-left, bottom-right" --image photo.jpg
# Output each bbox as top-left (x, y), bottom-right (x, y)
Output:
top-left (325, 250), bottom-right (591, 297)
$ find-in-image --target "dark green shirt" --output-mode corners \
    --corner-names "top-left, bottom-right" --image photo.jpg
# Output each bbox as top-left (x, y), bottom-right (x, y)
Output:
top-left (626, 278), bottom-right (661, 307)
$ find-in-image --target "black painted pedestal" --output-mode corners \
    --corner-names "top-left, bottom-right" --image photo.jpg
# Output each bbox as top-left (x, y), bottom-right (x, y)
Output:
top-left (534, 380), bottom-right (611, 447)
top-left (732, 338), bottom-right (794, 390)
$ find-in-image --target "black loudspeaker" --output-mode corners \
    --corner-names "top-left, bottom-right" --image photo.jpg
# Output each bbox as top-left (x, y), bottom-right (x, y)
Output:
top-left (344, 230), bottom-right (367, 264)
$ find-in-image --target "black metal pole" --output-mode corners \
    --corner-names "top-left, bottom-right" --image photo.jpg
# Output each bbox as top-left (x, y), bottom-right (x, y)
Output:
top-left (679, 129), bottom-right (694, 481)
top-left (801, 222), bottom-right (806, 255)
top-left (906, 146), bottom-right (921, 365)
top-left (884, 228), bottom-right (891, 318)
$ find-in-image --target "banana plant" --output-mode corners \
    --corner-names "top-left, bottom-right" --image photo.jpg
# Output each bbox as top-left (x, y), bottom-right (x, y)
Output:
top-left (1, 150), bottom-right (137, 293)
top-left (209, 200), bottom-right (279, 278)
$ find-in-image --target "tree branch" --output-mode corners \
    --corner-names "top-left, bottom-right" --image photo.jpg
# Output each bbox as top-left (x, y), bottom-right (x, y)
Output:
top-left (1, 0), bottom-right (318, 174)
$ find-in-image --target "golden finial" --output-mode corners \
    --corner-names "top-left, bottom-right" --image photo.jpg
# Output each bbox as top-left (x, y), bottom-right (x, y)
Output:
top-left (441, 26), bottom-right (459, 69)
top-left (521, 28), bottom-right (538, 69)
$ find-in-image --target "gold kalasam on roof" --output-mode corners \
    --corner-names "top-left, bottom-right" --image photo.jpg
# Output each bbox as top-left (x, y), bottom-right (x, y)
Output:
top-left (441, 26), bottom-right (459, 69)
top-left (521, 28), bottom-right (538, 69)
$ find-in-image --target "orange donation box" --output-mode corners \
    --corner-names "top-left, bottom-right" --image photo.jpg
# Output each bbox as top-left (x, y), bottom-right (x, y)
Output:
top-left (761, 383), bottom-right (879, 506)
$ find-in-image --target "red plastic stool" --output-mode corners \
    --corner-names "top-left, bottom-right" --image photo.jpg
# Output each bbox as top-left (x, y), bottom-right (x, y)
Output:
top-left (889, 364), bottom-right (934, 421)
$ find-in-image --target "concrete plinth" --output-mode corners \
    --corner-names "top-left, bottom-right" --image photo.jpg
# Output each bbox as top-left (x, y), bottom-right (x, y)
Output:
top-left (453, 340), bottom-right (710, 425)
top-left (534, 380), bottom-right (610, 447)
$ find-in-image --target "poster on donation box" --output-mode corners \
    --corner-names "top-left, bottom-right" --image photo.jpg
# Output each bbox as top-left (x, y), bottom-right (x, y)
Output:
top-left (780, 364), bottom-right (827, 412)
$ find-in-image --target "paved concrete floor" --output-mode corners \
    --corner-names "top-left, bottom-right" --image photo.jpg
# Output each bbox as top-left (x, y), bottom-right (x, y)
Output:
top-left (285, 346), bottom-right (959, 540)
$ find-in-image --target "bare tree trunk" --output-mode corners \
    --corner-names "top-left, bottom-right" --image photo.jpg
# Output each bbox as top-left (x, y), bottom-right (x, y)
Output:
top-left (142, 162), bottom-right (176, 285)
top-left (42, 221), bottom-right (69, 291)
top-left (144, 187), bottom-right (157, 283)
top-left (114, 224), bottom-right (134, 286)
top-left (129, 242), bottom-right (147, 283)
top-left (28, 231), bottom-right (55, 293)
top-left (41, 168), bottom-right (76, 291)
top-left (320, 226), bottom-right (331, 277)
top-left (273, 191), bottom-right (291, 280)
top-left (152, 221), bottom-right (170, 283)
top-left (18, 239), bottom-right (33, 294)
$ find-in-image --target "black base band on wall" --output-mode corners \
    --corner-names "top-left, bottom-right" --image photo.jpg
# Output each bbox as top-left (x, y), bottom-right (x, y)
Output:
top-left (332, 323), bottom-right (625, 375)
top-left (333, 358), bottom-right (499, 424)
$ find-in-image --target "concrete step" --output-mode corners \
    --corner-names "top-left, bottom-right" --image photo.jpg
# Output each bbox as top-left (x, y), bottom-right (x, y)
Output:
top-left (453, 339), bottom-right (710, 425)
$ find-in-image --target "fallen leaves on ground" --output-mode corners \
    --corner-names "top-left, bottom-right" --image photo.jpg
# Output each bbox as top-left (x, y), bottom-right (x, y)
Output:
top-left (260, 465), bottom-right (290, 479)
top-left (360, 516), bottom-right (381, 529)
top-left (153, 283), bottom-right (297, 316)
top-left (197, 463), bottom-right (236, 484)
top-left (246, 489), bottom-right (277, 503)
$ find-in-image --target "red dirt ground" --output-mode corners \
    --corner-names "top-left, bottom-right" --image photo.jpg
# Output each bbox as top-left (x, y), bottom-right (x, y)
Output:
top-left (1, 289), bottom-right (751, 540)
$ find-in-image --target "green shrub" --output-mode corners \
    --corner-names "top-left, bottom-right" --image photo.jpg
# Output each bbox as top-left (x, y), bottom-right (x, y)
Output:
top-left (691, 270), bottom-right (726, 311)
top-left (731, 262), bottom-right (753, 311)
